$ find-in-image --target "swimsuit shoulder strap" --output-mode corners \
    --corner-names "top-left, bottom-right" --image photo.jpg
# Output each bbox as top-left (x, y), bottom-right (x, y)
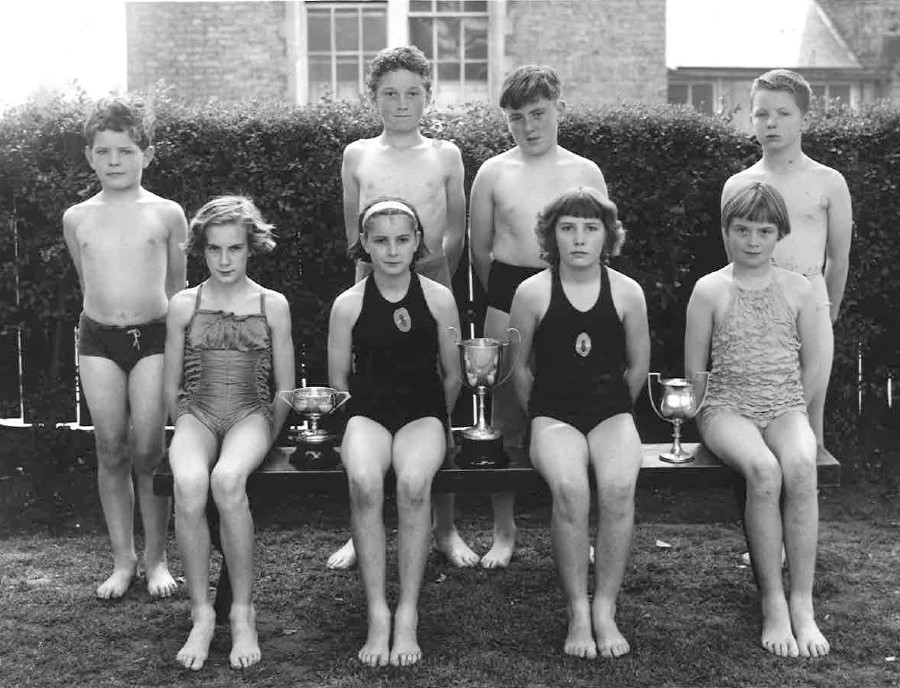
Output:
top-left (194, 283), bottom-right (204, 310)
top-left (259, 288), bottom-right (266, 315)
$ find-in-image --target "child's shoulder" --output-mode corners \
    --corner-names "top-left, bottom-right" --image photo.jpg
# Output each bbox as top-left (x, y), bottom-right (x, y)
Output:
top-left (343, 136), bottom-right (379, 156)
top-left (167, 285), bottom-right (199, 319)
top-left (261, 286), bottom-right (290, 309)
top-left (333, 280), bottom-right (366, 310)
top-left (419, 274), bottom-right (455, 305)
top-left (693, 266), bottom-right (732, 296)
top-left (139, 189), bottom-right (184, 214)
top-left (773, 266), bottom-right (812, 293)
top-left (516, 268), bottom-right (552, 301)
top-left (803, 156), bottom-right (848, 186)
top-left (607, 267), bottom-right (645, 298)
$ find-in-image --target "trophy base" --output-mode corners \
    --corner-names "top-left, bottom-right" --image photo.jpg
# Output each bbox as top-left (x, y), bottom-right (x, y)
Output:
top-left (658, 448), bottom-right (695, 464)
top-left (456, 435), bottom-right (508, 469)
top-left (289, 441), bottom-right (340, 470)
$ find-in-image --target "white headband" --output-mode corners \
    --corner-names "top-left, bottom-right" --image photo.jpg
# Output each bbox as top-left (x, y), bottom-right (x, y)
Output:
top-left (361, 200), bottom-right (417, 229)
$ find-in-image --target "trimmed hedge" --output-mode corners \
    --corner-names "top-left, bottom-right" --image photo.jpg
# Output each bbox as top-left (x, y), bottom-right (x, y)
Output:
top-left (1, 93), bottom-right (898, 456)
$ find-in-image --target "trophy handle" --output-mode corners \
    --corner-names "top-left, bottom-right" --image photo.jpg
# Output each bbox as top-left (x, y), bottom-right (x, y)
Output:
top-left (494, 327), bottom-right (522, 388)
top-left (447, 326), bottom-right (461, 346)
top-left (688, 371), bottom-right (710, 419)
top-left (332, 391), bottom-right (351, 412)
top-left (277, 390), bottom-right (295, 408)
top-left (646, 372), bottom-right (666, 421)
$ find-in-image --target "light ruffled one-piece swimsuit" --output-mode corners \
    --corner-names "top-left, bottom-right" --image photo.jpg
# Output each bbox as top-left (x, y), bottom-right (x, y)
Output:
top-left (175, 284), bottom-right (274, 440)
top-left (698, 272), bottom-right (807, 433)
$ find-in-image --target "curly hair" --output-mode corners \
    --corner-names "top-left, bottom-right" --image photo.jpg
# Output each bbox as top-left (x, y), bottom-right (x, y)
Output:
top-left (366, 46), bottom-right (432, 101)
top-left (721, 181), bottom-right (791, 239)
top-left (350, 197), bottom-right (429, 265)
top-left (185, 196), bottom-right (276, 259)
top-left (534, 187), bottom-right (625, 267)
top-left (83, 96), bottom-right (153, 149)
top-left (751, 69), bottom-right (812, 114)
top-left (499, 65), bottom-right (562, 110)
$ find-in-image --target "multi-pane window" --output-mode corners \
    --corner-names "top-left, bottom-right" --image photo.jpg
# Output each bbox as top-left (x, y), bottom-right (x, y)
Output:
top-left (811, 83), bottom-right (851, 106)
top-left (667, 82), bottom-right (714, 115)
top-left (408, 0), bottom-right (489, 105)
top-left (307, 2), bottom-right (388, 102)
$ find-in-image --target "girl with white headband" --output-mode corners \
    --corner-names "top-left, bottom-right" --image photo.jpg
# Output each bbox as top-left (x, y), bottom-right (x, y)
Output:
top-left (328, 197), bottom-right (463, 667)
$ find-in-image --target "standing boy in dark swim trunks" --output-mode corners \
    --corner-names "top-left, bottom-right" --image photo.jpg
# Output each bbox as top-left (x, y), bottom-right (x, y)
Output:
top-left (469, 65), bottom-right (609, 568)
top-left (63, 96), bottom-right (187, 599)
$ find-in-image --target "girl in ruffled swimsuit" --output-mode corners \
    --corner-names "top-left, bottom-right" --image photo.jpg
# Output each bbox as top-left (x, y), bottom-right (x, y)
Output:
top-left (685, 181), bottom-right (830, 659)
top-left (163, 196), bottom-right (295, 672)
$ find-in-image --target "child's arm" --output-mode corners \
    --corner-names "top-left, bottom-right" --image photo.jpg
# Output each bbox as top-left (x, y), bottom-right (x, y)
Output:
top-left (164, 202), bottom-right (188, 298)
top-left (341, 143), bottom-right (362, 251)
top-left (163, 292), bottom-right (191, 423)
top-left (267, 292), bottom-right (296, 437)
top-left (429, 286), bottom-right (463, 415)
top-left (469, 161), bottom-right (495, 292)
top-left (442, 143), bottom-right (467, 279)
top-left (327, 292), bottom-right (356, 392)
top-left (796, 280), bottom-right (825, 405)
top-left (62, 208), bottom-right (85, 294)
top-left (617, 276), bottom-right (651, 403)
top-left (508, 281), bottom-right (539, 414)
top-left (684, 277), bottom-right (715, 386)
top-left (824, 171), bottom-right (853, 323)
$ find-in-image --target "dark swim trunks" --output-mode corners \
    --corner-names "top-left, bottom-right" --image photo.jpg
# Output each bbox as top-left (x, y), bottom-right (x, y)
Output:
top-left (487, 260), bottom-right (545, 313)
top-left (77, 312), bottom-right (166, 373)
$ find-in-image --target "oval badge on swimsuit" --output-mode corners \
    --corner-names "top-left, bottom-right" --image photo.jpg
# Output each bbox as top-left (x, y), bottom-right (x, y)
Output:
top-left (575, 332), bottom-right (592, 357)
top-left (393, 307), bottom-right (412, 333)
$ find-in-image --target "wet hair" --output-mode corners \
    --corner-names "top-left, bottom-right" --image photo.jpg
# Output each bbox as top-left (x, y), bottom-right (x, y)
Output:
top-left (366, 46), bottom-right (432, 101)
top-left (83, 96), bottom-right (153, 149)
top-left (186, 196), bottom-right (276, 259)
top-left (721, 182), bottom-right (791, 239)
top-left (751, 69), bottom-right (812, 114)
top-left (535, 187), bottom-right (625, 267)
top-left (499, 65), bottom-right (562, 110)
top-left (350, 197), bottom-right (429, 264)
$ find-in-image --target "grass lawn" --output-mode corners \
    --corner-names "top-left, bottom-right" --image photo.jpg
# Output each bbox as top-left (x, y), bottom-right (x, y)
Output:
top-left (2, 465), bottom-right (900, 688)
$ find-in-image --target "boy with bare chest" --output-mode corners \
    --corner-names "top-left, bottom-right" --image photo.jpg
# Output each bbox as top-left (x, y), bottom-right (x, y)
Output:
top-left (63, 97), bottom-right (188, 599)
top-left (330, 46), bottom-right (476, 570)
top-left (469, 65), bottom-right (608, 567)
top-left (722, 69), bottom-right (852, 445)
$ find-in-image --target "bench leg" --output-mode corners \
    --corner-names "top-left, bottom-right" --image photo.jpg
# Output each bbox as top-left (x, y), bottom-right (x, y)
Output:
top-left (205, 500), bottom-right (233, 621)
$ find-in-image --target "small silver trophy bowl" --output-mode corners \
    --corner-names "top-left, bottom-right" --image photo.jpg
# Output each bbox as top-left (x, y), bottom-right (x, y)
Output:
top-left (448, 328), bottom-right (521, 467)
top-left (279, 386), bottom-right (351, 444)
top-left (647, 372), bottom-right (709, 464)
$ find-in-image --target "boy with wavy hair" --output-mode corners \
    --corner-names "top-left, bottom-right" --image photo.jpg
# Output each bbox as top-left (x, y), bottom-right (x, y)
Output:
top-left (330, 45), bottom-right (476, 570)
top-left (63, 96), bottom-right (188, 599)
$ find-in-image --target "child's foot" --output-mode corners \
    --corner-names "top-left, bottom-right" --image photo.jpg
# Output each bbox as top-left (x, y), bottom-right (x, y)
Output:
top-left (326, 539), bottom-right (357, 570)
top-left (592, 599), bottom-right (630, 659)
top-left (359, 606), bottom-right (391, 667)
top-left (229, 604), bottom-right (261, 669)
top-left (564, 603), bottom-right (597, 659)
top-left (145, 560), bottom-right (178, 598)
top-left (433, 529), bottom-right (479, 568)
top-left (790, 597), bottom-right (830, 657)
top-left (177, 606), bottom-right (216, 671)
top-left (480, 527), bottom-right (516, 569)
top-left (96, 558), bottom-right (138, 599)
top-left (390, 606), bottom-right (422, 667)
top-left (761, 594), bottom-right (800, 657)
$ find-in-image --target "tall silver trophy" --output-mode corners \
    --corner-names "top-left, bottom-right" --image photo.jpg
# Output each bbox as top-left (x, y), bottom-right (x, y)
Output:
top-left (647, 372), bottom-right (709, 464)
top-left (278, 386), bottom-right (350, 469)
top-left (449, 328), bottom-right (521, 468)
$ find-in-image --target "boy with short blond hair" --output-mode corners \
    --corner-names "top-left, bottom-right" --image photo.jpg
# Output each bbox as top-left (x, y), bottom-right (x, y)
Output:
top-left (329, 45), bottom-right (478, 570)
top-left (63, 96), bottom-right (187, 599)
top-left (469, 65), bottom-right (609, 568)
top-left (722, 68), bottom-right (853, 445)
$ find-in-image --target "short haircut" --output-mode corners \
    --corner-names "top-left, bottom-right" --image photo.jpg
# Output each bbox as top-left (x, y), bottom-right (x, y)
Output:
top-left (350, 197), bottom-right (429, 263)
top-left (186, 195), bottom-right (276, 258)
top-left (721, 182), bottom-right (791, 239)
top-left (751, 69), bottom-right (812, 114)
top-left (535, 187), bottom-right (626, 267)
top-left (499, 65), bottom-right (562, 110)
top-left (366, 46), bottom-right (432, 100)
top-left (83, 96), bottom-right (153, 149)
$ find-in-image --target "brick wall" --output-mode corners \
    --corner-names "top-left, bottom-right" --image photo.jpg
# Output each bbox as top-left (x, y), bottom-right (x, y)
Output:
top-left (126, 2), bottom-right (291, 102)
top-left (503, 0), bottom-right (667, 106)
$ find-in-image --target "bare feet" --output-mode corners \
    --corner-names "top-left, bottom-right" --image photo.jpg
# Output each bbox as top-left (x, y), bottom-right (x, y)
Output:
top-left (564, 602), bottom-right (597, 659)
top-left (96, 558), bottom-right (138, 599)
top-left (359, 605), bottom-right (391, 667)
top-left (790, 596), bottom-right (830, 658)
top-left (146, 560), bottom-right (178, 598)
top-left (327, 539), bottom-right (357, 570)
top-left (761, 593), bottom-right (800, 657)
top-left (229, 603), bottom-right (261, 669)
top-left (592, 599), bottom-right (630, 659)
top-left (433, 529), bottom-right (479, 568)
top-left (480, 527), bottom-right (516, 569)
top-left (177, 606), bottom-right (216, 671)
top-left (390, 606), bottom-right (422, 667)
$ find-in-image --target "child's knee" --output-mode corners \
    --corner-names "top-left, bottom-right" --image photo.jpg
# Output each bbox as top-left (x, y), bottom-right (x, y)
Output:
top-left (551, 478), bottom-right (590, 518)
top-left (395, 474), bottom-right (432, 508)
top-left (174, 472), bottom-right (210, 514)
top-left (94, 432), bottom-right (130, 469)
top-left (597, 480), bottom-right (635, 516)
top-left (746, 458), bottom-right (782, 497)
top-left (781, 452), bottom-right (817, 492)
top-left (209, 466), bottom-right (248, 509)
top-left (347, 472), bottom-right (384, 509)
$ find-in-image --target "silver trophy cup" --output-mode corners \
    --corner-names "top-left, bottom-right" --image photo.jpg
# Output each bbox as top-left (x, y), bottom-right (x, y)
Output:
top-left (647, 372), bottom-right (709, 464)
top-left (278, 386), bottom-right (350, 468)
top-left (449, 327), bottom-right (521, 468)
